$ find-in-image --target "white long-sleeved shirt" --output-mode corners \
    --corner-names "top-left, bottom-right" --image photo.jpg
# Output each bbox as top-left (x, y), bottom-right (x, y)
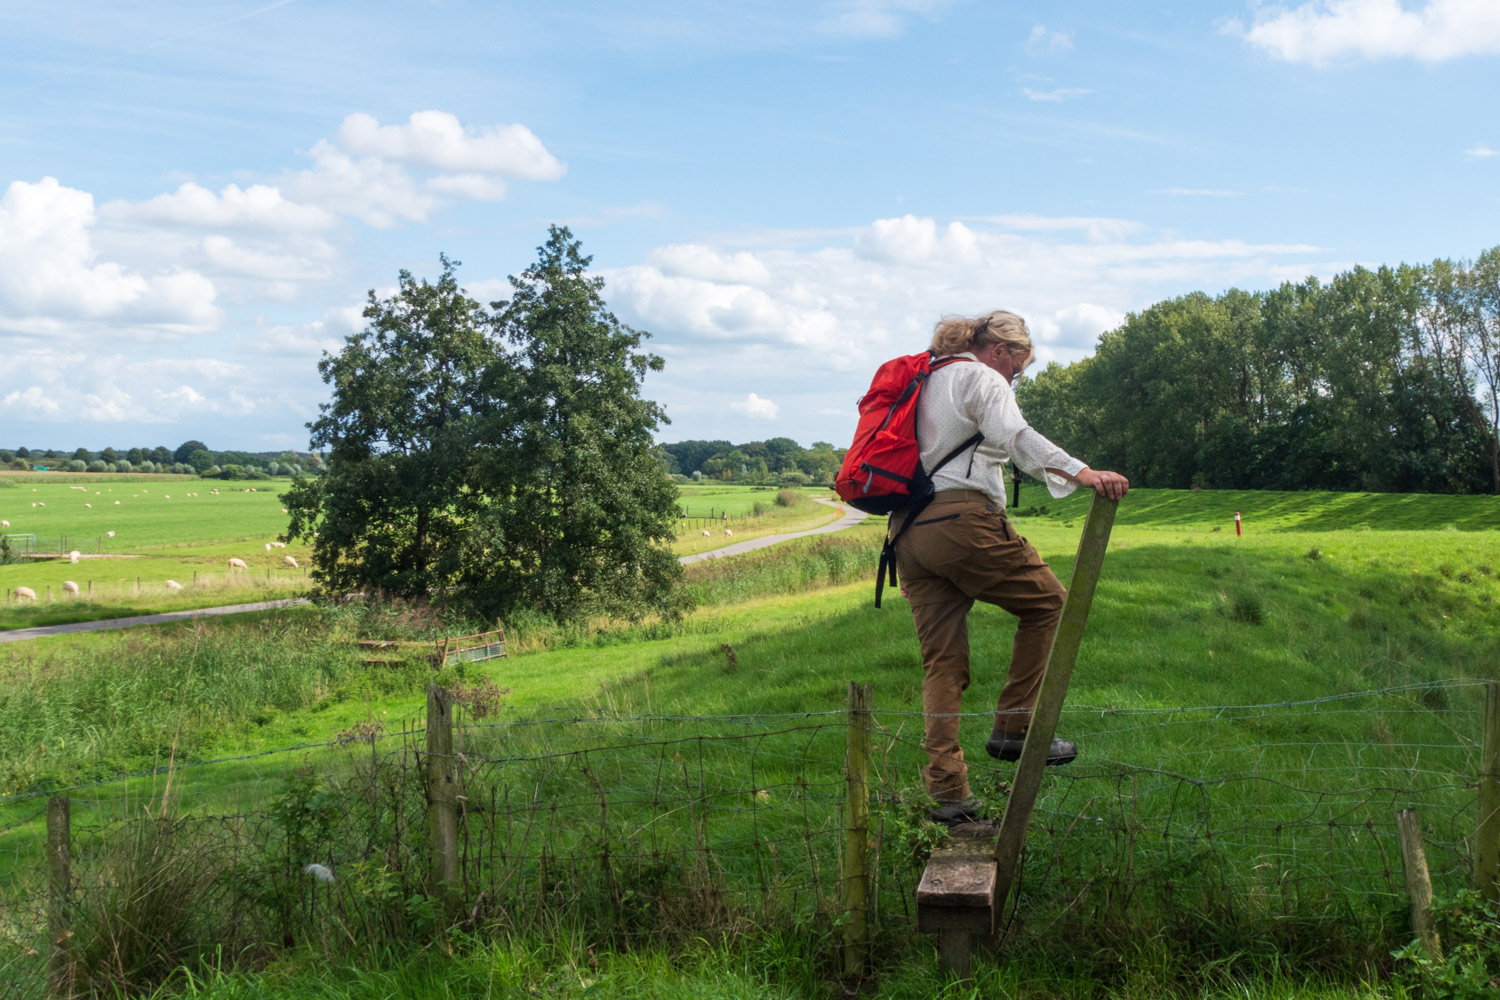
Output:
top-left (917, 352), bottom-right (1085, 508)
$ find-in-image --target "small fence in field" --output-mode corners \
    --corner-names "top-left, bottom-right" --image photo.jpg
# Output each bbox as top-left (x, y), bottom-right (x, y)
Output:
top-left (1, 678), bottom-right (1494, 998)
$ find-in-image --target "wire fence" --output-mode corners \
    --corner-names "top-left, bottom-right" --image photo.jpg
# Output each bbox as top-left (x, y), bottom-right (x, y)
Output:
top-left (0, 679), bottom-right (1489, 997)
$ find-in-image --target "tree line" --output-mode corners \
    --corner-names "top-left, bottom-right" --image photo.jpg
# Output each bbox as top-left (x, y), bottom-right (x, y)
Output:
top-left (1016, 249), bottom-right (1500, 494)
top-left (655, 438), bottom-right (845, 485)
top-left (0, 442), bottom-right (322, 478)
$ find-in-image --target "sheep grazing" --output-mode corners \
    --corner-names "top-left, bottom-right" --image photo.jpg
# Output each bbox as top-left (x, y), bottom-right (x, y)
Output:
top-left (227, 557), bottom-right (247, 570)
top-left (84, 503), bottom-right (91, 508)
top-left (0, 520), bottom-right (8, 528)
top-left (68, 551), bottom-right (81, 564)
top-left (272, 541), bottom-right (286, 548)
top-left (106, 530), bottom-right (115, 538)
top-left (281, 508), bottom-right (288, 514)
top-left (701, 530), bottom-right (710, 537)
top-left (283, 555), bottom-right (299, 568)
top-left (265, 543), bottom-right (272, 551)
top-left (36, 502), bottom-right (44, 508)
top-left (114, 501), bottom-right (120, 505)
top-left (13, 586), bottom-right (36, 601)
top-left (165, 580), bottom-right (184, 591)
top-left (62, 581), bottom-right (78, 596)
top-left (724, 529), bottom-right (733, 537)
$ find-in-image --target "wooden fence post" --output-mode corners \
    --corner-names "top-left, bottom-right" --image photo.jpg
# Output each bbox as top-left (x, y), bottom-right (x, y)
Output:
top-left (425, 684), bottom-right (460, 902)
top-left (992, 494), bottom-right (1118, 934)
top-left (1477, 681), bottom-right (1500, 902)
top-left (1397, 808), bottom-right (1441, 960)
top-left (46, 796), bottom-right (72, 1000)
top-left (842, 681), bottom-right (873, 977)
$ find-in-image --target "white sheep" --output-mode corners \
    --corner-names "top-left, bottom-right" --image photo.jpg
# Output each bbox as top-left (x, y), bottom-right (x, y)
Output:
top-left (165, 580), bottom-right (184, 591)
top-left (281, 508), bottom-right (288, 514)
top-left (69, 551), bottom-right (81, 564)
top-left (265, 543), bottom-right (272, 551)
top-left (701, 530), bottom-right (710, 537)
top-left (36, 502), bottom-right (44, 508)
top-left (725, 529), bottom-right (733, 537)
top-left (84, 503), bottom-right (91, 508)
top-left (228, 558), bottom-right (247, 570)
top-left (62, 581), bottom-right (78, 596)
top-left (1, 520), bottom-right (8, 528)
top-left (13, 586), bottom-right (36, 601)
top-left (106, 530), bottom-right (115, 538)
top-left (272, 541), bottom-right (286, 548)
top-left (114, 501), bottom-right (121, 505)
top-left (283, 555), bottom-right (298, 568)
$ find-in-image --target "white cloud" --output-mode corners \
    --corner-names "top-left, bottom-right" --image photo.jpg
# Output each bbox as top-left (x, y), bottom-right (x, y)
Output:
top-left (731, 393), bottom-right (781, 419)
top-left (1234, 0), bottom-right (1500, 66)
top-left (0, 177), bottom-right (219, 334)
top-left (1026, 24), bottom-right (1074, 54)
top-left (1466, 144), bottom-right (1498, 158)
top-left (605, 214), bottom-right (1327, 379)
top-left (1154, 187), bottom-right (1244, 197)
top-left (283, 140), bottom-right (438, 228)
top-left (335, 111), bottom-right (566, 180)
top-left (102, 182), bottom-right (336, 231)
top-left (1023, 87), bottom-right (1092, 101)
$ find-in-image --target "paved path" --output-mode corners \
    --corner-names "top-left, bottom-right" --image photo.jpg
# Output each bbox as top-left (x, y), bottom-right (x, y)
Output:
top-left (0, 598), bottom-right (310, 643)
top-left (0, 499), bottom-right (870, 642)
top-left (678, 498), bottom-right (869, 565)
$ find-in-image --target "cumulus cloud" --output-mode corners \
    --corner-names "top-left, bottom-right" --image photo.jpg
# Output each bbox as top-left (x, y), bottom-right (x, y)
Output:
top-left (102, 181), bottom-right (336, 231)
top-left (0, 350), bottom-right (248, 424)
top-left (1026, 24), bottom-right (1074, 54)
top-left (0, 177), bottom-right (219, 335)
top-left (1232, 0), bottom-right (1500, 66)
top-left (1023, 87), bottom-right (1091, 101)
top-left (335, 111), bottom-right (566, 179)
top-left (1466, 144), bottom-right (1498, 158)
top-left (731, 393), bottom-right (781, 419)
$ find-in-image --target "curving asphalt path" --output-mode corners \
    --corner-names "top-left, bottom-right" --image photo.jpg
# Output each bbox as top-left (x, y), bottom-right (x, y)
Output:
top-left (0, 499), bottom-right (871, 642)
top-left (678, 497), bottom-right (869, 564)
top-left (0, 598), bottom-right (310, 643)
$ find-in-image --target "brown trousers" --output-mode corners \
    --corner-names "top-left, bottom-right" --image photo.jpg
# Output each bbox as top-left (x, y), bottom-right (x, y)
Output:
top-left (891, 490), bottom-right (1066, 802)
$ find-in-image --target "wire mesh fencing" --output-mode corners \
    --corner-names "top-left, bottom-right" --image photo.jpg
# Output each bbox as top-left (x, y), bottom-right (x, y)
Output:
top-left (0, 678), bottom-right (1491, 997)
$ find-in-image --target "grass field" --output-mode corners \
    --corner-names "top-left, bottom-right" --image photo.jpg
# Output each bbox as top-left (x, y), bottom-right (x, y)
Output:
top-left (2, 486), bottom-right (1498, 998)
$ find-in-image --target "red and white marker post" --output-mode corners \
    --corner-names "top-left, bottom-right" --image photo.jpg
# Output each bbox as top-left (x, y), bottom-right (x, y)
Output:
top-left (1234, 511), bottom-right (1242, 537)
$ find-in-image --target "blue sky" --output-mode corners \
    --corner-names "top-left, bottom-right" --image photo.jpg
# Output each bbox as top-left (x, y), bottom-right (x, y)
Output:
top-left (2, 0), bottom-right (1497, 452)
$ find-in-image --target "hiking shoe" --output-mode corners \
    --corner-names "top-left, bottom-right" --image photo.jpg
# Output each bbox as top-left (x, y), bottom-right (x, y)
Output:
top-left (985, 729), bottom-right (1078, 766)
top-left (928, 798), bottom-right (984, 826)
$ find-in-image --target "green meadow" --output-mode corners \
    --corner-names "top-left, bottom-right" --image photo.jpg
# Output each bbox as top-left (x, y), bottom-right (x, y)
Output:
top-left (1, 487), bottom-right (1498, 998)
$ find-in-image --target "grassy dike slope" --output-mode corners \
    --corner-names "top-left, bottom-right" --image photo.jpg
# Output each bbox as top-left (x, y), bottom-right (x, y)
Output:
top-left (1, 489), bottom-right (1497, 998)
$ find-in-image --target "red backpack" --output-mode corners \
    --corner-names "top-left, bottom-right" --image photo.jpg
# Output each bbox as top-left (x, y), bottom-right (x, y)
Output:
top-left (835, 352), bottom-right (981, 606)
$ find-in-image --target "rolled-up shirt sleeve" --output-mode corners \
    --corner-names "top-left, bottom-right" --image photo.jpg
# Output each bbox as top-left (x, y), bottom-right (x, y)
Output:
top-left (960, 369), bottom-right (1084, 499)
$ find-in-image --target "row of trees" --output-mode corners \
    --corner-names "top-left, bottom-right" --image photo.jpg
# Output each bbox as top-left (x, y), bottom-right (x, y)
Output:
top-left (656, 438), bottom-right (845, 484)
top-left (1017, 250), bottom-right (1500, 493)
top-left (0, 443), bottom-right (322, 478)
top-left (284, 229), bottom-right (684, 624)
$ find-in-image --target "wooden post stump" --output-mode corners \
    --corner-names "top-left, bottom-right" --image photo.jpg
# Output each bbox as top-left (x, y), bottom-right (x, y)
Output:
top-left (916, 825), bottom-right (997, 981)
top-left (841, 682), bottom-right (873, 977)
top-left (425, 685), bottom-right (460, 902)
top-left (47, 797), bottom-right (73, 1000)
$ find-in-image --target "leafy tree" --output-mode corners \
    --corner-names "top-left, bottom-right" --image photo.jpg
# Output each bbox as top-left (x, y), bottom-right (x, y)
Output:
top-left (286, 234), bottom-right (685, 623)
top-left (126, 448), bottom-right (145, 465)
top-left (173, 440), bottom-right (208, 464)
top-left (100, 447), bottom-right (117, 463)
top-left (15, 447), bottom-right (29, 458)
top-left (486, 226), bottom-right (685, 621)
top-left (187, 449), bottom-right (215, 473)
top-left (72, 447), bottom-right (90, 461)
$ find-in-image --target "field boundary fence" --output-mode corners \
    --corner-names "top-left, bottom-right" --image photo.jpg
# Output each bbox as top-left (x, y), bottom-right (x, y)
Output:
top-left (1, 677), bottom-right (1495, 997)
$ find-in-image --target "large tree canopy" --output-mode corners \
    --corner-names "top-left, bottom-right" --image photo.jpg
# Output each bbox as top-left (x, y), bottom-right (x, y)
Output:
top-left (284, 230), bottom-right (686, 623)
top-left (1017, 251), bottom-right (1500, 494)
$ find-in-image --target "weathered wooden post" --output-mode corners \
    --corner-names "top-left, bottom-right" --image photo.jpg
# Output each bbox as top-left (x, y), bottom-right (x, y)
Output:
top-left (991, 494), bottom-right (1118, 930)
top-left (46, 797), bottom-right (73, 1000)
top-left (842, 681), bottom-right (873, 977)
top-left (425, 684), bottom-right (460, 902)
top-left (1477, 681), bottom-right (1500, 902)
top-left (1397, 808), bottom-right (1441, 960)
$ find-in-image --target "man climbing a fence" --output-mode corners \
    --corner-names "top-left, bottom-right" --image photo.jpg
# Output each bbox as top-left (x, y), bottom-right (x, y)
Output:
top-left (888, 311), bottom-right (1129, 826)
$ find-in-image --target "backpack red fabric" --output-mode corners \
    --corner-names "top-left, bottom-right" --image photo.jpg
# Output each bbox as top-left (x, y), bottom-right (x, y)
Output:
top-left (835, 352), bottom-right (982, 607)
top-left (836, 352), bottom-right (979, 515)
